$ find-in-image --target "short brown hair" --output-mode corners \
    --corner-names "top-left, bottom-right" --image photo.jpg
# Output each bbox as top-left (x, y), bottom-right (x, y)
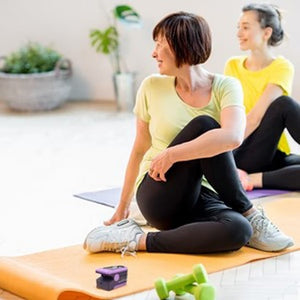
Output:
top-left (153, 12), bottom-right (212, 67)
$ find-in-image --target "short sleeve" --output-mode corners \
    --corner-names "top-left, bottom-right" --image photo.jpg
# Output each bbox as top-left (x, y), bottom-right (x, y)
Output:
top-left (133, 76), bottom-right (151, 122)
top-left (219, 76), bottom-right (244, 110)
top-left (269, 58), bottom-right (294, 95)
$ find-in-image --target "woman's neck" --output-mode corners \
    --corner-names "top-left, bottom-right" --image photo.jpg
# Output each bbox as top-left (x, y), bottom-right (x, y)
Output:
top-left (174, 65), bottom-right (214, 108)
top-left (245, 48), bottom-right (275, 71)
top-left (175, 65), bottom-right (213, 93)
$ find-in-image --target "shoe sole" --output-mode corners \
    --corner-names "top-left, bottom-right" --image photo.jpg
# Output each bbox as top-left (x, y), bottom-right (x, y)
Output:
top-left (247, 239), bottom-right (294, 252)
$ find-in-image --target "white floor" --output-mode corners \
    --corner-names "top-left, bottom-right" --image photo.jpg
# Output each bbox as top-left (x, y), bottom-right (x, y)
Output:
top-left (0, 101), bottom-right (299, 300)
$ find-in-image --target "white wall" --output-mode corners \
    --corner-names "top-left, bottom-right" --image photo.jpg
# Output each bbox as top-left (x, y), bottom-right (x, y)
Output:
top-left (1, 0), bottom-right (299, 101)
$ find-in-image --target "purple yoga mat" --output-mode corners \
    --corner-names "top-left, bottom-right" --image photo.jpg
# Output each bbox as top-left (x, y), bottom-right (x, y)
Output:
top-left (246, 189), bottom-right (290, 200)
top-left (75, 187), bottom-right (290, 207)
top-left (74, 187), bottom-right (121, 208)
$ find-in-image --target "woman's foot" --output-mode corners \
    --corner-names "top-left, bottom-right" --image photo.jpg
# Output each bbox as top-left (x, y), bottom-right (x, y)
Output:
top-left (248, 172), bottom-right (263, 188)
top-left (245, 207), bottom-right (294, 252)
top-left (237, 169), bottom-right (254, 191)
top-left (83, 219), bottom-right (144, 255)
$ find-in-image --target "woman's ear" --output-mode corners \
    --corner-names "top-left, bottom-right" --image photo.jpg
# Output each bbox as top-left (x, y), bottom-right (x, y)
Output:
top-left (264, 27), bottom-right (273, 41)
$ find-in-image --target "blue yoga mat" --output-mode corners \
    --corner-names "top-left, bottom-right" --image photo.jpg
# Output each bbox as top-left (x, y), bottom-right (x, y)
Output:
top-left (74, 188), bottom-right (290, 207)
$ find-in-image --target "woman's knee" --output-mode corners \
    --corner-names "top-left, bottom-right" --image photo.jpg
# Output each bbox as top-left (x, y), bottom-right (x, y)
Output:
top-left (234, 217), bottom-right (252, 248)
top-left (188, 115), bottom-right (220, 131)
top-left (224, 213), bottom-right (253, 249)
top-left (269, 95), bottom-right (298, 114)
top-left (183, 115), bottom-right (220, 138)
top-left (170, 115), bottom-right (220, 146)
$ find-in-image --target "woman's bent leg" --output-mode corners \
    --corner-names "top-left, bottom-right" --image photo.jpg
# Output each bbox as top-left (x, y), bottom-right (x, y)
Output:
top-left (136, 115), bottom-right (293, 253)
top-left (146, 209), bottom-right (252, 253)
top-left (137, 115), bottom-right (252, 230)
top-left (234, 96), bottom-right (300, 172)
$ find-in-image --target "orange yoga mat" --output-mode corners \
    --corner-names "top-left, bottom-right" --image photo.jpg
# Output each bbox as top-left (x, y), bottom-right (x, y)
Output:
top-left (0, 197), bottom-right (299, 300)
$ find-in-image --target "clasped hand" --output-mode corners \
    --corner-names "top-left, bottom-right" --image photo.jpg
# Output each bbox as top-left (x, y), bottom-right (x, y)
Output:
top-left (148, 148), bottom-right (173, 182)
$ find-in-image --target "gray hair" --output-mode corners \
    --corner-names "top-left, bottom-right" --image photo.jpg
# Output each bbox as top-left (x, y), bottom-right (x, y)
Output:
top-left (242, 3), bottom-right (284, 46)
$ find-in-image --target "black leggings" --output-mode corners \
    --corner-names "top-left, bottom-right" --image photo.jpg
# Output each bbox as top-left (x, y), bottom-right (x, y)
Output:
top-left (136, 115), bottom-right (253, 254)
top-left (234, 96), bottom-right (300, 190)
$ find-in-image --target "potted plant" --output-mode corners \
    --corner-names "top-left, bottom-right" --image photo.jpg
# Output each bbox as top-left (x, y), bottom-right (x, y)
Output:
top-left (89, 4), bottom-right (141, 111)
top-left (0, 42), bottom-right (72, 112)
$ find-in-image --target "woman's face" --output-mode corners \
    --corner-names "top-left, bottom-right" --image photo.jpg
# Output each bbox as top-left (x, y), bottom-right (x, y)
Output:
top-left (152, 34), bottom-right (177, 75)
top-left (237, 10), bottom-right (269, 51)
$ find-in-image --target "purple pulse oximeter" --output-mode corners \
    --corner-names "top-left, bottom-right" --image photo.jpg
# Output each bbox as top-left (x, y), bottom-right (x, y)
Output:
top-left (96, 265), bottom-right (128, 291)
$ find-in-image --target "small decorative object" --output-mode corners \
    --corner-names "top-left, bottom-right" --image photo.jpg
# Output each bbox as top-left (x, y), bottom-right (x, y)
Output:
top-left (0, 42), bottom-right (72, 112)
top-left (89, 5), bottom-right (141, 111)
top-left (96, 265), bottom-right (128, 291)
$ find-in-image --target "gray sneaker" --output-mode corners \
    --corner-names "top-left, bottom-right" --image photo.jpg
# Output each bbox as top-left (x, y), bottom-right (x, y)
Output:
top-left (246, 208), bottom-right (294, 252)
top-left (83, 219), bottom-right (144, 255)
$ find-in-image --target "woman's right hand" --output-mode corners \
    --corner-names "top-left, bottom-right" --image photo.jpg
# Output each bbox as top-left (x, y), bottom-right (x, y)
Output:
top-left (103, 205), bottom-right (130, 226)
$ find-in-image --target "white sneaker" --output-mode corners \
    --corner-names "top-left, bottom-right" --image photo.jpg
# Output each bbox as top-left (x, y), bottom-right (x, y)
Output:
top-left (246, 207), bottom-right (294, 252)
top-left (83, 219), bottom-right (144, 255)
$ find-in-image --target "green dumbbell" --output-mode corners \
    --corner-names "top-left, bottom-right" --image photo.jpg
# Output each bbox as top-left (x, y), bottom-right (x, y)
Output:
top-left (184, 282), bottom-right (215, 300)
top-left (171, 273), bottom-right (187, 296)
top-left (155, 264), bottom-right (208, 299)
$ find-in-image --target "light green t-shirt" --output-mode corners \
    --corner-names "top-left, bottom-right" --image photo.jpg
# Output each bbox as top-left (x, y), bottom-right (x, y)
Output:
top-left (224, 55), bottom-right (294, 154)
top-left (133, 73), bottom-right (244, 192)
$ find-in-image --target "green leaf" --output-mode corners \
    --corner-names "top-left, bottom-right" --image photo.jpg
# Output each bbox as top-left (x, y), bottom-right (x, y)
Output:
top-left (114, 5), bottom-right (140, 24)
top-left (89, 26), bottom-right (119, 55)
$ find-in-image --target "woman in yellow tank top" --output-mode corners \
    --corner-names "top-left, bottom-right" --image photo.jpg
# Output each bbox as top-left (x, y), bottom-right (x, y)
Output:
top-left (225, 3), bottom-right (300, 191)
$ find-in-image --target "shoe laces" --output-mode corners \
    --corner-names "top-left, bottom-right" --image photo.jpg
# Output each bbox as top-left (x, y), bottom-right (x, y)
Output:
top-left (250, 205), bottom-right (280, 235)
top-left (119, 245), bottom-right (137, 258)
top-left (101, 239), bottom-right (138, 258)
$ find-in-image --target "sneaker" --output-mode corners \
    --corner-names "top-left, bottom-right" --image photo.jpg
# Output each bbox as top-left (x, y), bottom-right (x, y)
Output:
top-left (246, 207), bottom-right (294, 252)
top-left (83, 219), bottom-right (144, 255)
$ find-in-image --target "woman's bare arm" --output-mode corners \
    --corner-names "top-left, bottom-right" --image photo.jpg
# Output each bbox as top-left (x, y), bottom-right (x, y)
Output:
top-left (245, 83), bottom-right (283, 139)
top-left (149, 105), bottom-right (246, 181)
top-left (104, 118), bottom-right (151, 225)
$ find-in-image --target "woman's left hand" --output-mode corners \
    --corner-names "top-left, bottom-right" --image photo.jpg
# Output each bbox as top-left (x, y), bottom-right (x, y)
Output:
top-left (149, 149), bottom-right (173, 182)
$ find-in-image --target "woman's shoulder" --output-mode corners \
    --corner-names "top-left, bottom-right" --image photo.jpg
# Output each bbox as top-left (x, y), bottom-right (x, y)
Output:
top-left (141, 74), bottom-right (174, 87)
top-left (225, 55), bottom-right (247, 67)
top-left (212, 74), bottom-right (243, 105)
top-left (272, 56), bottom-right (294, 70)
top-left (213, 73), bottom-right (241, 88)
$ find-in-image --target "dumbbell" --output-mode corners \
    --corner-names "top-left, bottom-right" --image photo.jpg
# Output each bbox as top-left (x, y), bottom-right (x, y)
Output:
top-left (184, 282), bottom-right (215, 300)
top-left (155, 264), bottom-right (208, 299)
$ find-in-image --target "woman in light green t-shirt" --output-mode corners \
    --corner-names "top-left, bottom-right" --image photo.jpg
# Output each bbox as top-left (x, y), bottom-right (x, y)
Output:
top-left (83, 11), bottom-right (293, 255)
top-left (225, 3), bottom-right (300, 191)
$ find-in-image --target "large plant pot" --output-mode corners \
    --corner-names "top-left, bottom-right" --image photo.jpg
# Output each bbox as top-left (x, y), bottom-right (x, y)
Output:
top-left (113, 72), bottom-right (135, 111)
top-left (0, 59), bottom-right (72, 112)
